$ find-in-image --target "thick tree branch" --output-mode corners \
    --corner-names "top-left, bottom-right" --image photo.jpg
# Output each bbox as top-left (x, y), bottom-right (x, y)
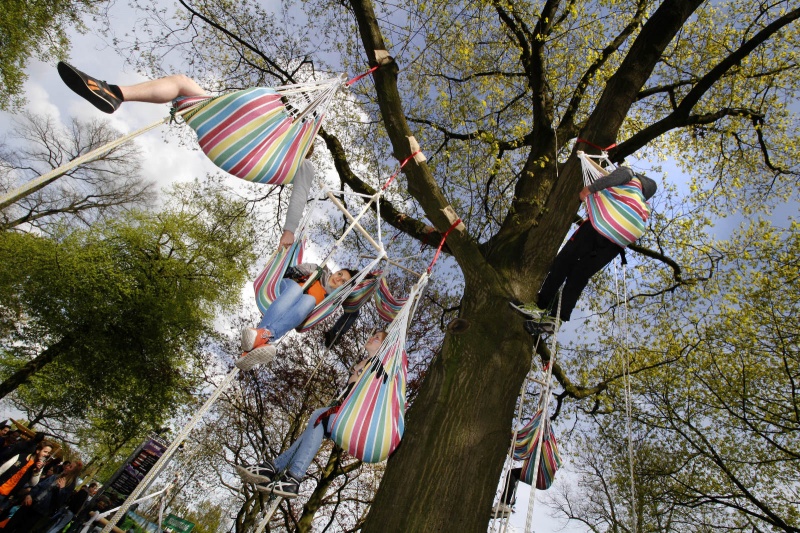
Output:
top-left (613, 6), bottom-right (800, 160)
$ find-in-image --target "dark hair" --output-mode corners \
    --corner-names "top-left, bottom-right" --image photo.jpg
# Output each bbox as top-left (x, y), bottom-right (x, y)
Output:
top-left (343, 269), bottom-right (358, 278)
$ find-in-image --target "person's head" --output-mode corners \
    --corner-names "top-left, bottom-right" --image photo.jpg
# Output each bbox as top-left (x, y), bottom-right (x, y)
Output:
top-left (328, 269), bottom-right (354, 290)
top-left (0, 426), bottom-right (9, 437)
top-left (87, 482), bottom-right (99, 495)
top-left (365, 331), bottom-right (388, 357)
top-left (34, 442), bottom-right (53, 468)
top-left (60, 460), bottom-right (83, 485)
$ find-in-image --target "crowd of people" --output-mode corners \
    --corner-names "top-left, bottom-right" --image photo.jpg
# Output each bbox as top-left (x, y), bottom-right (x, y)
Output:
top-left (0, 422), bottom-right (103, 533)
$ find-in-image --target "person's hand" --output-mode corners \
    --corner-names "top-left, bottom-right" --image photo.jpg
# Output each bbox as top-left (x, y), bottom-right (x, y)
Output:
top-left (23, 495), bottom-right (32, 506)
top-left (579, 186), bottom-right (591, 202)
top-left (279, 230), bottom-right (295, 248)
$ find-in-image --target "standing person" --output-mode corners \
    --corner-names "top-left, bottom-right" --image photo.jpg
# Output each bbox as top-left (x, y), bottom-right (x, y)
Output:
top-left (2, 461), bottom-right (83, 532)
top-left (0, 427), bottom-right (10, 451)
top-left (0, 438), bottom-right (52, 509)
top-left (512, 166), bottom-right (657, 332)
top-left (237, 264), bottom-right (356, 371)
top-left (45, 481), bottom-right (98, 533)
top-left (236, 331), bottom-right (388, 498)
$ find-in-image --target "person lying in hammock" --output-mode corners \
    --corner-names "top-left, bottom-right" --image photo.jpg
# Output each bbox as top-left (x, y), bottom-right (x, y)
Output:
top-left (512, 166), bottom-right (657, 333)
top-left (235, 331), bottom-right (388, 498)
top-left (237, 264), bottom-right (357, 370)
top-left (56, 61), bottom-right (315, 249)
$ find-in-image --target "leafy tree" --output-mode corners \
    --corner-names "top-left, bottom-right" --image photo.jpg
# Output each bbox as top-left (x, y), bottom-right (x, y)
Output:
top-left (0, 0), bottom-right (100, 110)
top-left (0, 112), bottom-right (154, 232)
top-left (0, 177), bottom-right (257, 467)
top-left (113, 0), bottom-right (800, 530)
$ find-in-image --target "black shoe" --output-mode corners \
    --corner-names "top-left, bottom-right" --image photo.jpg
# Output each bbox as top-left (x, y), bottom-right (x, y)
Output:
top-left (523, 319), bottom-right (556, 335)
top-left (57, 61), bottom-right (122, 114)
top-left (235, 460), bottom-right (276, 484)
top-left (262, 472), bottom-right (301, 498)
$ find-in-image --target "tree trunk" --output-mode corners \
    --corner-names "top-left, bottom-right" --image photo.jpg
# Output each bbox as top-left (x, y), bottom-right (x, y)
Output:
top-left (364, 277), bottom-right (534, 532)
top-left (0, 336), bottom-right (74, 400)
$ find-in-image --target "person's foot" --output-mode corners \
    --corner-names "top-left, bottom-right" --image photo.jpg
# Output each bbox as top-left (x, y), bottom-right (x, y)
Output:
top-left (235, 344), bottom-right (277, 371)
top-left (241, 327), bottom-right (271, 352)
top-left (261, 472), bottom-right (301, 498)
top-left (508, 300), bottom-right (547, 319)
top-left (235, 460), bottom-right (277, 484)
top-left (523, 319), bottom-right (557, 335)
top-left (57, 62), bottom-right (122, 114)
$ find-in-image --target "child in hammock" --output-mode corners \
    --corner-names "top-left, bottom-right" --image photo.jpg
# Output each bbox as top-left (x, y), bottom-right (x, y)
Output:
top-left (236, 331), bottom-right (388, 498)
top-left (512, 166), bottom-right (656, 333)
top-left (56, 62), bottom-right (314, 249)
top-left (236, 264), bottom-right (357, 370)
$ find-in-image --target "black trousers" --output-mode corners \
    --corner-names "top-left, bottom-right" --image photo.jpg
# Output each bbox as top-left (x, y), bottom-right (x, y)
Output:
top-left (537, 221), bottom-right (623, 321)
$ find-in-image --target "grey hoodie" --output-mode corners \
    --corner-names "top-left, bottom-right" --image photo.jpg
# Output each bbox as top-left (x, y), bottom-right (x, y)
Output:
top-left (588, 166), bottom-right (657, 200)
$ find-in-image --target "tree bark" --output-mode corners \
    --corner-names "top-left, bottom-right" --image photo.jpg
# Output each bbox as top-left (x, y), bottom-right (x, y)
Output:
top-left (0, 336), bottom-right (74, 400)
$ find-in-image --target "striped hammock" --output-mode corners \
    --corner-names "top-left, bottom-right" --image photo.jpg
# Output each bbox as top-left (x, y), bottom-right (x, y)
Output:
top-left (513, 410), bottom-right (563, 490)
top-left (174, 77), bottom-right (344, 185)
top-left (373, 275), bottom-right (409, 322)
top-left (579, 152), bottom-right (651, 247)
top-left (330, 272), bottom-right (429, 462)
top-left (252, 209), bottom-right (384, 332)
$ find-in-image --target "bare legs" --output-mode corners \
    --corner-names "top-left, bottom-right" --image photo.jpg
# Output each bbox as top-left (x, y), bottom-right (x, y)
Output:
top-left (118, 74), bottom-right (207, 103)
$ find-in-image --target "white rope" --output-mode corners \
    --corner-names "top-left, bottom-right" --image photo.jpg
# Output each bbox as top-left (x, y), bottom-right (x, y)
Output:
top-left (0, 116), bottom-right (169, 210)
top-left (254, 496), bottom-right (284, 533)
top-left (616, 260), bottom-right (638, 533)
top-left (524, 290), bottom-right (562, 533)
top-left (100, 368), bottom-right (240, 532)
top-left (82, 482), bottom-right (173, 533)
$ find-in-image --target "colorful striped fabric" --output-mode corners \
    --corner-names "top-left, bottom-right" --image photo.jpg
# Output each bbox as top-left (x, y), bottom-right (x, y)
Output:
top-left (585, 179), bottom-right (651, 247)
top-left (330, 272), bottom-right (429, 462)
top-left (253, 238), bottom-right (306, 314)
top-left (175, 87), bottom-right (323, 185)
top-left (513, 410), bottom-right (563, 490)
top-left (341, 273), bottom-right (382, 314)
top-left (373, 276), bottom-right (408, 322)
top-left (330, 336), bottom-right (408, 463)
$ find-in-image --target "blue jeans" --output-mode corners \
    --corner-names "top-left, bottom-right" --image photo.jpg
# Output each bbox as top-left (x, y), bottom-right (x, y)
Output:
top-left (258, 279), bottom-right (317, 341)
top-left (274, 407), bottom-right (332, 479)
top-left (46, 509), bottom-right (74, 533)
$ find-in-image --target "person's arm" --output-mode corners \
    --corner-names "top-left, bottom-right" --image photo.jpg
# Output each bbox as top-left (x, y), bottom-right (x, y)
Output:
top-left (583, 166), bottom-right (636, 198)
top-left (280, 160), bottom-right (315, 247)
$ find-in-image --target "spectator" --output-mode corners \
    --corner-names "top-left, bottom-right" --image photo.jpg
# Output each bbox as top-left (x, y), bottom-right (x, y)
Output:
top-left (3, 460), bottom-right (83, 532)
top-left (45, 481), bottom-right (98, 533)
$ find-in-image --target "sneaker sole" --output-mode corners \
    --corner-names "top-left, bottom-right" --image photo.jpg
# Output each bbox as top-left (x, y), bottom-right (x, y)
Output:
top-left (508, 301), bottom-right (543, 319)
top-left (235, 345), bottom-right (277, 371)
top-left (255, 483), bottom-right (299, 498)
top-left (57, 62), bottom-right (118, 114)
top-left (235, 464), bottom-right (273, 484)
top-left (523, 321), bottom-right (556, 335)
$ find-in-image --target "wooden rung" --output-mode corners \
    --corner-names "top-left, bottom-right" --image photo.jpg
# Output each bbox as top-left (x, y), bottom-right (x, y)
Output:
top-left (325, 191), bottom-right (384, 253)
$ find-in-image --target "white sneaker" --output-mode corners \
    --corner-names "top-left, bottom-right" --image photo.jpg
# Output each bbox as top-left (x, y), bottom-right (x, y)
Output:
top-left (235, 345), bottom-right (277, 371)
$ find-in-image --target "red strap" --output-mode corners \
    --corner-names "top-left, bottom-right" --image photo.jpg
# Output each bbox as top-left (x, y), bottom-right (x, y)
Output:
top-left (576, 138), bottom-right (617, 152)
top-left (314, 405), bottom-right (340, 427)
top-left (346, 65), bottom-right (380, 87)
top-left (427, 219), bottom-right (462, 273)
top-left (381, 151), bottom-right (422, 190)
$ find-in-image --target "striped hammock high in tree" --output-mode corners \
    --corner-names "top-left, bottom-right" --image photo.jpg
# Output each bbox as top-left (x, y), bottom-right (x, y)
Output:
top-left (578, 151), bottom-right (651, 247)
top-left (175, 77), bottom-right (346, 185)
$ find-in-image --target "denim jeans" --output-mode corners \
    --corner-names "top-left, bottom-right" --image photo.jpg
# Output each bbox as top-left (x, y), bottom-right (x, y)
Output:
top-left (46, 509), bottom-right (74, 533)
top-left (273, 407), bottom-right (332, 479)
top-left (258, 279), bottom-right (317, 341)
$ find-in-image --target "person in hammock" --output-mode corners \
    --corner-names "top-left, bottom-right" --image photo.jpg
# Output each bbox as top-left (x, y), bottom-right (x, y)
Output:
top-left (56, 61), bottom-right (315, 249)
top-left (512, 166), bottom-right (657, 333)
top-left (235, 331), bottom-right (388, 498)
top-left (237, 264), bottom-right (357, 370)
